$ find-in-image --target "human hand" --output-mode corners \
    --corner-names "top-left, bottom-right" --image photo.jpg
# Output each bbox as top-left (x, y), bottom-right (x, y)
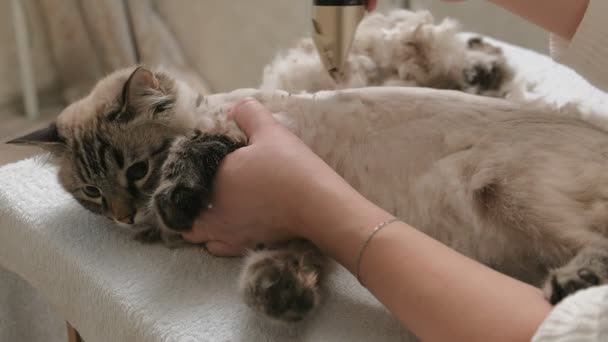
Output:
top-left (183, 98), bottom-right (352, 256)
top-left (367, 0), bottom-right (377, 11)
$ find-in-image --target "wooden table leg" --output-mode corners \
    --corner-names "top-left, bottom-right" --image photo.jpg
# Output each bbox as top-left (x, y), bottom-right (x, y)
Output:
top-left (67, 322), bottom-right (84, 342)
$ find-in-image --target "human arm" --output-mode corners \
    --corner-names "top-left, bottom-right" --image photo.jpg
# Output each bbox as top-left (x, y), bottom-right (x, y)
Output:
top-left (487, 0), bottom-right (588, 40)
top-left (184, 98), bottom-right (552, 341)
top-left (294, 179), bottom-right (551, 342)
top-left (367, 0), bottom-right (376, 11)
top-left (443, 0), bottom-right (588, 40)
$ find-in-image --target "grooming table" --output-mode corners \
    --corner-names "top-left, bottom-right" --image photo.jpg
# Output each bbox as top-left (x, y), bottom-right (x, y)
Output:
top-left (1, 38), bottom-right (607, 342)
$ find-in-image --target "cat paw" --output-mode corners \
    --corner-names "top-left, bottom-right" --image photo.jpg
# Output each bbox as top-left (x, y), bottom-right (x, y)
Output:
top-left (241, 251), bottom-right (321, 322)
top-left (467, 37), bottom-right (485, 49)
top-left (154, 184), bottom-right (205, 232)
top-left (153, 131), bottom-right (241, 232)
top-left (462, 37), bottom-right (511, 96)
top-left (463, 62), bottom-right (504, 92)
top-left (466, 37), bottom-right (502, 55)
top-left (543, 266), bottom-right (602, 305)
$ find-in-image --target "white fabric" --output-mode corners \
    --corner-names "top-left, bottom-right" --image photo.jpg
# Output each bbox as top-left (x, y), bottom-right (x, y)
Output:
top-left (0, 160), bottom-right (412, 342)
top-left (478, 33), bottom-right (608, 130)
top-left (2, 38), bottom-right (608, 342)
top-left (533, 285), bottom-right (608, 342)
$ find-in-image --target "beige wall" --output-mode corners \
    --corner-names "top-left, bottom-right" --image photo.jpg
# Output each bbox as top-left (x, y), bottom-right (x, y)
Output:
top-left (0, 1), bottom-right (58, 108)
top-left (0, 0), bottom-right (404, 109)
top-left (2, 0), bottom-right (546, 108)
top-left (156, 0), bottom-right (405, 92)
top-left (410, 0), bottom-right (549, 54)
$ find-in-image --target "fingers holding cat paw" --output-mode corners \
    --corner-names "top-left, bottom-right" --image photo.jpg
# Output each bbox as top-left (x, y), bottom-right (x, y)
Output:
top-left (228, 97), bottom-right (280, 142)
top-left (205, 241), bottom-right (245, 257)
top-left (185, 98), bottom-right (352, 248)
top-left (183, 212), bottom-right (257, 255)
top-left (181, 222), bottom-right (247, 256)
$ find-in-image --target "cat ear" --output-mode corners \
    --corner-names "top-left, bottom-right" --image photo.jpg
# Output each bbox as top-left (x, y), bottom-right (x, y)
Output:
top-left (112, 67), bottom-right (168, 123)
top-left (123, 67), bottom-right (161, 105)
top-left (6, 123), bottom-right (66, 154)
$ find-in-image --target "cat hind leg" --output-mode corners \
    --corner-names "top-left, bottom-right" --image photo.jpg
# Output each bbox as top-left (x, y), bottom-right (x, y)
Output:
top-left (543, 241), bottom-right (608, 304)
top-left (240, 240), bottom-right (325, 322)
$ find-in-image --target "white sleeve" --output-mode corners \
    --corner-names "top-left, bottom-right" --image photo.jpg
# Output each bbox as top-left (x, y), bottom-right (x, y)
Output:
top-left (532, 285), bottom-right (608, 341)
top-left (550, 0), bottom-right (608, 92)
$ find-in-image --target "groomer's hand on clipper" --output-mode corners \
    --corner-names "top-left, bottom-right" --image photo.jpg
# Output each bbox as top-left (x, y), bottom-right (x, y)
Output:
top-left (367, 0), bottom-right (377, 11)
top-left (441, 0), bottom-right (588, 40)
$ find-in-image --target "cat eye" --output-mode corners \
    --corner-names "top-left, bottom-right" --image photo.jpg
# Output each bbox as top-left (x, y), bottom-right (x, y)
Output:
top-left (82, 185), bottom-right (101, 198)
top-left (127, 161), bottom-right (149, 181)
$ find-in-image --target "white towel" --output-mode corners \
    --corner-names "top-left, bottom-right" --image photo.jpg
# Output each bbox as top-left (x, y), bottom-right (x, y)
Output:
top-left (0, 158), bottom-right (414, 341)
top-left (2, 36), bottom-right (608, 342)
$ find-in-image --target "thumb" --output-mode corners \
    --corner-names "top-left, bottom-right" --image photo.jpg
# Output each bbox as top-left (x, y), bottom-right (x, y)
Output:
top-left (229, 97), bottom-right (277, 140)
top-left (205, 241), bottom-right (245, 257)
top-left (182, 228), bottom-right (208, 243)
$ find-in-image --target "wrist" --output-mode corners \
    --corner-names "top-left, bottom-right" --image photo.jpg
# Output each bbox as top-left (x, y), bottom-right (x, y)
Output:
top-left (289, 174), bottom-right (393, 271)
top-left (289, 175), bottom-right (364, 238)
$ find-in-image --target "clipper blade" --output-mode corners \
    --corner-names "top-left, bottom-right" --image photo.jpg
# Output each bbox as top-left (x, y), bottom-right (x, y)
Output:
top-left (328, 67), bottom-right (345, 83)
top-left (312, 4), bottom-right (365, 83)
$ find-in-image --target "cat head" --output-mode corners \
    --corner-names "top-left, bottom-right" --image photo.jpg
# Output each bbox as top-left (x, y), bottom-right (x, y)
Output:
top-left (8, 67), bottom-right (199, 231)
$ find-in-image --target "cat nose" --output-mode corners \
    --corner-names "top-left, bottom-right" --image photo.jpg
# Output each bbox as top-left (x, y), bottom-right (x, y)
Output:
top-left (116, 214), bottom-right (134, 225)
top-left (110, 198), bottom-right (136, 225)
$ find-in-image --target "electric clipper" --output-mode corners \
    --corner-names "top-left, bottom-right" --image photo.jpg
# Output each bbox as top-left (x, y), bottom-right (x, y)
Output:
top-left (312, 0), bottom-right (366, 82)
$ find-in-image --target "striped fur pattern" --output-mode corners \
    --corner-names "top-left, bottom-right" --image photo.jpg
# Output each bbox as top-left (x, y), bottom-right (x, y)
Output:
top-left (10, 67), bottom-right (244, 245)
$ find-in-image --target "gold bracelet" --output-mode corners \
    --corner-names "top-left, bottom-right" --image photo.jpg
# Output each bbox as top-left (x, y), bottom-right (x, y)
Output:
top-left (355, 217), bottom-right (400, 285)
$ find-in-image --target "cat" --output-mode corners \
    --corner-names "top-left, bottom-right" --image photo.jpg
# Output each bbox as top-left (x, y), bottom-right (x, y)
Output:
top-left (9, 66), bottom-right (608, 325)
top-left (261, 10), bottom-right (514, 98)
top-left (7, 9), bottom-right (607, 325)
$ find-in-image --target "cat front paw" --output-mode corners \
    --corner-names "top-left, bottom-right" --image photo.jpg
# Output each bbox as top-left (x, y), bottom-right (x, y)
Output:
top-left (543, 266), bottom-right (603, 305)
top-left (154, 184), bottom-right (205, 232)
top-left (241, 250), bottom-right (322, 322)
top-left (153, 130), bottom-right (241, 232)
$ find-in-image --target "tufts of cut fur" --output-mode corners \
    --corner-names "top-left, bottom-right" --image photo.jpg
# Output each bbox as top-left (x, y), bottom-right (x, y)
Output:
top-left (261, 10), bottom-right (514, 98)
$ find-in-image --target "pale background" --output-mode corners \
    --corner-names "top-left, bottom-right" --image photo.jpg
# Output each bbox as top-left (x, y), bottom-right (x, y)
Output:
top-left (0, 1), bottom-right (548, 111)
